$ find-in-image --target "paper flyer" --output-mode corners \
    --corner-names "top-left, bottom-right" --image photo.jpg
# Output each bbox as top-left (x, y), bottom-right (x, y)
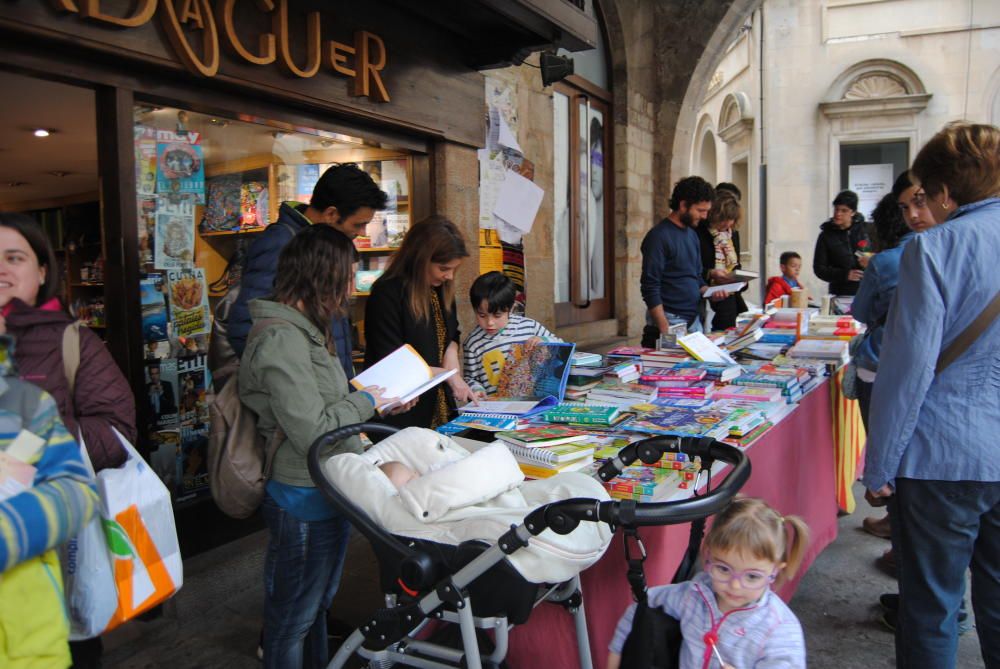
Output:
top-left (167, 268), bottom-right (210, 337)
top-left (134, 125), bottom-right (158, 197)
top-left (154, 196), bottom-right (196, 269)
top-left (140, 274), bottom-right (169, 343)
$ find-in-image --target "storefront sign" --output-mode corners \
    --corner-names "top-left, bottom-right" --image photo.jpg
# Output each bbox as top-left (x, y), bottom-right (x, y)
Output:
top-left (53, 0), bottom-right (390, 102)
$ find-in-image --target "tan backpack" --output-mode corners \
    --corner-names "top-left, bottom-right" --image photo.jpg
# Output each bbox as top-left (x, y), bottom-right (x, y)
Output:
top-left (207, 318), bottom-right (284, 519)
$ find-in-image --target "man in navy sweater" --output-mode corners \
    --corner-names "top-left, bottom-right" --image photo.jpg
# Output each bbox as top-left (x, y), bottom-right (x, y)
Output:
top-left (227, 163), bottom-right (387, 376)
top-left (640, 176), bottom-right (727, 347)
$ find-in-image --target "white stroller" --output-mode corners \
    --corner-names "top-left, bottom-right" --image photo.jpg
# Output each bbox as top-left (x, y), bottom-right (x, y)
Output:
top-left (307, 423), bottom-right (750, 669)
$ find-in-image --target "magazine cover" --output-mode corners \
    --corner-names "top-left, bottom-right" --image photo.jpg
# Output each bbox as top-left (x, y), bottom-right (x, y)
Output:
top-left (167, 268), bottom-right (210, 337)
top-left (146, 358), bottom-right (179, 430)
top-left (296, 163), bottom-right (321, 202)
top-left (177, 353), bottom-right (208, 425)
top-left (134, 125), bottom-right (157, 196)
top-left (201, 174), bottom-right (242, 232)
top-left (177, 424), bottom-right (210, 504)
top-left (137, 198), bottom-right (157, 268)
top-left (149, 429), bottom-right (180, 491)
top-left (495, 342), bottom-right (576, 401)
top-left (623, 405), bottom-right (731, 438)
top-left (140, 274), bottom-right (169, 342)
top-left (156, 130), bottom-right (204, 199)
top-left (154, 195), bottom-right (196, 268)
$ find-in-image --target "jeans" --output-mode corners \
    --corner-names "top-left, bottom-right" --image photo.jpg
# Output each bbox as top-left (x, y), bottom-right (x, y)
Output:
top-left (641, 312), bottom-right (704, 348)
top-left (893, 478), bottom-right (1000, 669)
top-left (261, 494), bottom-right (352, 669)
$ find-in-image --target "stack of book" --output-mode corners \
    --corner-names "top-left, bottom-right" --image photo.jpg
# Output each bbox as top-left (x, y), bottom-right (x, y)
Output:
top-left (787, 339), bottom-right (849, 364)
top-left (586, 381), bottom-right (659, 407)
top-left (605, 359), bottom-right (642, 384)
top-left (731, 372), bottom-right (803, 403)
top-left (563, 377), bottom-right (603, 400)
top-left (670, 360), bottom-right (744, 383)
top-left (495, 426), bottom-right (595, 478)
top-left (656, 380), bottom-right (716, 400)
top-left (640, 367), bottom-right (707, 388)
top-left (640, 348), bottom-right (690, 370)
top-left (542, 403), bottom-right (621, 426)
top-left (571, 351), bottom-right (604, 366)
top-left (806, 315), bottom-right (863, 339)
top-left (711, 385), bottom-right (785, 403)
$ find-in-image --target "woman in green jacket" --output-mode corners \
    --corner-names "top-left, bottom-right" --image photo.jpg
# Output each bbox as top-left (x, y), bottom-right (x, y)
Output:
top-left (238, 225), bottom-right (405, 669)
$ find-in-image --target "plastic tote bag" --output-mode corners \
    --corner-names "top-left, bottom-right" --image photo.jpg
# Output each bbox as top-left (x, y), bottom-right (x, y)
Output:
top-left (62, 428), bottom-right (183, 637)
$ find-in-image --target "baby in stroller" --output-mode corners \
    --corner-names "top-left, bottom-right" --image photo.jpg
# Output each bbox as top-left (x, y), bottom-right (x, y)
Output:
top-left (608, 497), bottom-right (809, 669)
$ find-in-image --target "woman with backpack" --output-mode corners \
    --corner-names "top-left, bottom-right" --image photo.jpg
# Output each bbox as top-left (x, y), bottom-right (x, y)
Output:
top-left (0, 212), bottom-right (135, 668)
top-left (238, 224), bottom-right (411, 668)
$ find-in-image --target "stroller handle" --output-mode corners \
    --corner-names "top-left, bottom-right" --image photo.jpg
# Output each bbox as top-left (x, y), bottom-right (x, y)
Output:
top-left (519, 436), bottom-right (751, 537)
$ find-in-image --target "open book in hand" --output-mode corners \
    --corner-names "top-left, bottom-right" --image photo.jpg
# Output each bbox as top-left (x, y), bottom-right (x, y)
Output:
top-left (461, 341), bottom-right (577, 417)
top-left (351, 344), bottom-right (456, 414)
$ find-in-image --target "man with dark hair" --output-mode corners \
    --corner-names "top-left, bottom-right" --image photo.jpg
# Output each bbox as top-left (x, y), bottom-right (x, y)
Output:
top-left (227, 163), bottom-right (387, 375)
top-left (813, 189), bottom-right (872, 296)
top-left (640, 176), bottom-right (725, 347)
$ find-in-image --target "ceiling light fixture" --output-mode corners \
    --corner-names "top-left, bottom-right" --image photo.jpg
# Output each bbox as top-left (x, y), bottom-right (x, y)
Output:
top-left (33, 128), bottom-right (53, 138)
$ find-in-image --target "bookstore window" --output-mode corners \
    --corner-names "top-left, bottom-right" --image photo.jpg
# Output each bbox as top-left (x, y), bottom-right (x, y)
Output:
top-left (132, 105), bottom-right (415, 505)
top-left (552, 0), bottom-right (613, 327)
top-left (0, 70), bottom-right (102, 329)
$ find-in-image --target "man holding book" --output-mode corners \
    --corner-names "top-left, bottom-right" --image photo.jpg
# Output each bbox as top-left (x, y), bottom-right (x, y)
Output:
top-left (640, 177), bottom-right (729, 347)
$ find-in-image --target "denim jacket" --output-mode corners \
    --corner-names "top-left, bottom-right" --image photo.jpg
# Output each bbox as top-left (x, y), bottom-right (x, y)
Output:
top-left (852, 232), bottom-right (915, 371)
top-left (864, 198), bottom-right (1000, 490)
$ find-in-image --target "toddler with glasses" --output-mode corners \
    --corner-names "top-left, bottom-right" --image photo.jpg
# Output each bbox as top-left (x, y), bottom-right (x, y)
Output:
top-left (607, 497), bottom-right (810, 669)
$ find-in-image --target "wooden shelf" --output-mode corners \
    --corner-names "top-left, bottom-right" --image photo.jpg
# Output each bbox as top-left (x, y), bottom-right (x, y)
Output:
top-left (201, 227), bottom-right (268, 237)
top-left (352, 291), bottom-right (371, 297)
top-left (354, 246), bottom-right (398, 253)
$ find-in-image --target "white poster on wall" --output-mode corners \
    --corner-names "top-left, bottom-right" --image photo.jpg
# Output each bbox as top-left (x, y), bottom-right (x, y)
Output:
top-left (848, 163), bottom-right (894, 221)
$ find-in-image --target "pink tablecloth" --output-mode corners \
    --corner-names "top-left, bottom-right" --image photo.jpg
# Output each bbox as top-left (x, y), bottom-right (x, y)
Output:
top-left (505, 380), bottom-right (840, 669)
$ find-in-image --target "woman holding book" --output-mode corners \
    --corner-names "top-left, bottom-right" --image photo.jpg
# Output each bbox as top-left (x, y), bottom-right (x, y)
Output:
top-left (238, 225), bottom-right (410, 668)
top-left (698, 192), bottom-right (747, 331)
top-left (365, 215), bottom-right (477, 429)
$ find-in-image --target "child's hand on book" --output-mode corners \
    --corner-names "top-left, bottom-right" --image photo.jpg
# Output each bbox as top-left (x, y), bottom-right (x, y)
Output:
top-left (523, 336), bottom-right (544, 352)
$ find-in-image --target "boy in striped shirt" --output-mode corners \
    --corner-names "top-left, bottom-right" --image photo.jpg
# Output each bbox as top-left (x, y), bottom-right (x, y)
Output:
top-left (462, 272), bottom-right (562, 397)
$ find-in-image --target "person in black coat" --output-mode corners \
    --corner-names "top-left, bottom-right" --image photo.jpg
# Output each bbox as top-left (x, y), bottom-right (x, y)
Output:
top-left (227, 164), bottom-right (387, 376)
top-left (364, 216), bottom-right (477, 429)
top-left (813, 190), bottom-right (873, 296)
top-left (698, 192), bottom-right (748, 331)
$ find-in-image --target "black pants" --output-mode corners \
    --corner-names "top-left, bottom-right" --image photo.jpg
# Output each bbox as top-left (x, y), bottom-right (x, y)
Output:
top-left (708, 294), bottom-right (746, 332)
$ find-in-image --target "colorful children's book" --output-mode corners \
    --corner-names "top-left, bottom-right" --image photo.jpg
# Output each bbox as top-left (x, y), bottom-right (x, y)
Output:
top-left (711, 385), bottom-right (785, 403)
top-left (436, 413), bottom-right (519, 435)
top-left (622, 405), bottom-right (730, 438)
top-left (542, 404), bottom-right (621, 425)
top-left (495, 425), bottom-right (587, 448)
top-left (495, 342), bottom-right (576, 402)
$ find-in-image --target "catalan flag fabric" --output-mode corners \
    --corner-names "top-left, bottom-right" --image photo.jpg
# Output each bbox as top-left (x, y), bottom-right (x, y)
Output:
top-left (0, 373), bottom-right (97, 668)
top-left (831, 366), bottom-right (866, 514)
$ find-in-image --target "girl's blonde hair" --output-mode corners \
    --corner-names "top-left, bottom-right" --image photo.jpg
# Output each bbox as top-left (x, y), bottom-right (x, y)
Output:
top-left (380, 215), bottom-right (469, 323)
top-left (702, 497), bottom-right (810, 588)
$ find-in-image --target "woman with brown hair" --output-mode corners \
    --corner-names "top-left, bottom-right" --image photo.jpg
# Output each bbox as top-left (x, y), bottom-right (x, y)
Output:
top-left (238, 224), bottom-right (405, 668)
top-left (364, 215), bottom-right (476, 428)
top-left (864, 122), bottom-right (1000, 669)
top-left (697, 192), bottom-right (747, 331)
